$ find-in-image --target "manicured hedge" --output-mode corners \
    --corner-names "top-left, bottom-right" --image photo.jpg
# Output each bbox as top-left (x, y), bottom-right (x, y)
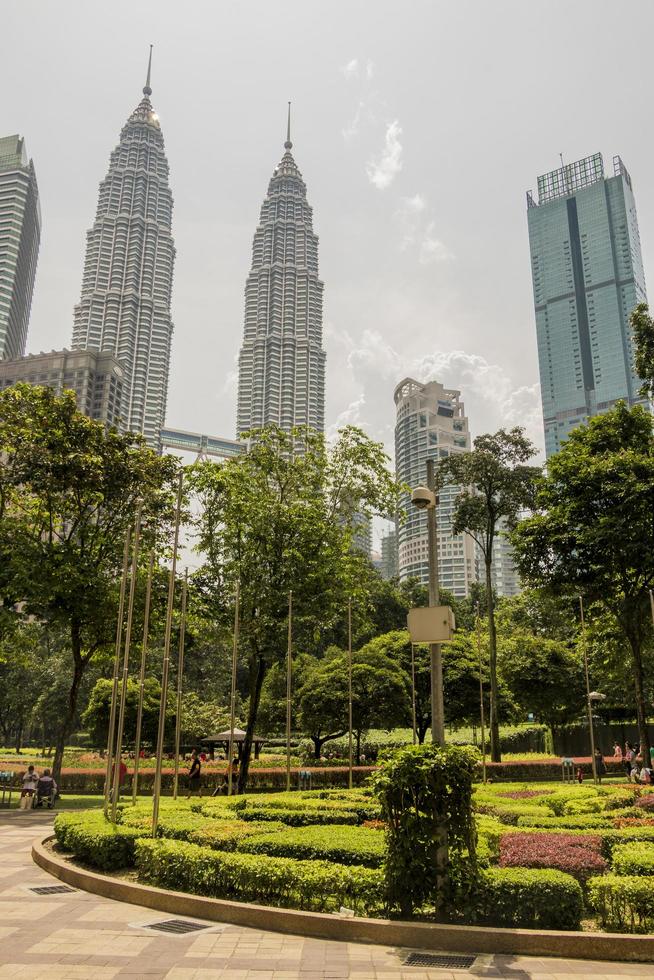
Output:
top-left (134, 837), bottom-right (384, 915)
top-left (499, 832), bottom-right (607, 885)
top-left (54, 811), bottom-right (148, 871)
top-left (588, 874), bottom-right (654, 933)
top-left (475, 802), bottom-right (552, 826)
top-left (473, 867), bottom-right (583, 930)
top-left (236, 824), bottom-right (385, 868)
top-left (612, 842), bottom-right (654, 876)
top-left (517, 814), bottom-right (612, 830)
top-left (238, 806), bottom-right (359, 826)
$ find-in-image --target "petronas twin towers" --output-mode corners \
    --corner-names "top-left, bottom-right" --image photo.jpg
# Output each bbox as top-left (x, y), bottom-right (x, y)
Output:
top-left (74, 56), bottom-right (325, 449)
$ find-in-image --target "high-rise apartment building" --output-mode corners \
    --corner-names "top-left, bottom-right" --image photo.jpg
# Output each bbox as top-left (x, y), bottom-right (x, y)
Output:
top-left (236, 109), bottom-right (326, 436)
top-left (0, 136), bottom-right (41, 361)
top-left (0, 348), bottom-right (125, 429)
top-left (72, 52), bottom-right (175, 449)
top-left (394, 378), bottom-right (477, 597)
top-left (379, 528), bottom-right (399, 581)
top-left (527, 153), bottom-right (647, 457)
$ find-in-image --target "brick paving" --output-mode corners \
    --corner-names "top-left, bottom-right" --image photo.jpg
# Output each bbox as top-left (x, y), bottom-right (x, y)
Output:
top-left (0, 810), bottom-right (652, 978)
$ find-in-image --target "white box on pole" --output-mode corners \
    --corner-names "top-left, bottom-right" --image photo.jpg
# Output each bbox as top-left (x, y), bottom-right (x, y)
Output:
top-left (407, 606), bottom-right (455, 643)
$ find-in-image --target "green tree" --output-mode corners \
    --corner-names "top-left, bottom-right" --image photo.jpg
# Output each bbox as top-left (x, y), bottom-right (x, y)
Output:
top-left (631, 302), bottom-right (654, 399)
top-left (438, 428), bottom-right (539, 761)
top-left (298, 648), bottom-right (411, 760)
top-left (511, 403), bottom-right (654, 761)
top-left (499, 634), bottom-right (584, 735)
top-left (0, 623), bottom-right (44, 750)
top-left (190, 424), bottom-right (401, 791)
top-left (0, 383), bottom-right (179, 780)
top-left (258, 653), bottom-right (318, 736)
top-left (82, 677), bottom-right (169, 750)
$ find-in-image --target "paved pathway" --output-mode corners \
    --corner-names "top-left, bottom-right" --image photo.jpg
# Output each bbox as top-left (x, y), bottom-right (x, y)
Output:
top-left (0, 811), bottom-right (651, 979)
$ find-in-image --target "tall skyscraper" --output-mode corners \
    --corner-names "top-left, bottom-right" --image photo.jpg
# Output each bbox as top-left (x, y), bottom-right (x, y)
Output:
top-left (527, 153), bottom-right (647, 457)
top-left (236, 107), bottom-right (326, 436)
top-left (72, 50), bottom-right (175, 448)
top-left (0, 135), bottom-right (41, 360)
top-left (394, 378), bottom-right (477, 597)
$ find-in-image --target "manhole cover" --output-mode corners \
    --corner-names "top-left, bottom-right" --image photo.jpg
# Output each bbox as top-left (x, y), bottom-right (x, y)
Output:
top-left (140, 919), bottom-right (210, 935)
top-left (404, 952), bottom-right (476, 969)
top-left (29, 885), bottom-right (76, 895)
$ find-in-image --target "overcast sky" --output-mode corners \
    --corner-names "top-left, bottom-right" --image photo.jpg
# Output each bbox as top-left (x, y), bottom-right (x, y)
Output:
top-left (4, 1), bottom-right (654, 496)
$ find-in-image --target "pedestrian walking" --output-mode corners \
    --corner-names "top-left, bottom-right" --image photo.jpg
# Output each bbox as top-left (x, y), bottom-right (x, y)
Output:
top-left (594, 748), bottom-right (607, 783)
top-left (187, 749), bottom-right (202, 798)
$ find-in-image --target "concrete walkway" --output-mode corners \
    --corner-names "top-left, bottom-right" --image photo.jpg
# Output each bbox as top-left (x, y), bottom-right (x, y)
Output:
top-left (0, 811), bottom-right (651, 979)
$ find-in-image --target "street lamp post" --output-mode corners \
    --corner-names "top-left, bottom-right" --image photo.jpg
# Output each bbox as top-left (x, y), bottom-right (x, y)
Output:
top-left (579, 596), bottom-right (606, 784)
top-left (410, 459), bottom-right (445, 746)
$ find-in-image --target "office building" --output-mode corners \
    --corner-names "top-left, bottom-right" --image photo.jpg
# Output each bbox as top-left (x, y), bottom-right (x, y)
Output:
top-left (489, 526), bottom-right (521, 598)
top-left (72, 51), bottom-right (175, 449)
top-left (0, 135), bottom-right (41, 360)
top-left (379, 528), bottom-right (399, 581)
top-left (527, 153), bottom-right (647, 457)
top-left (394, 378), bottom-right (477, 597)
top-left (236, 108), bottom-right (326, 436)
top-left (0, 348), bottom-right (124, 429)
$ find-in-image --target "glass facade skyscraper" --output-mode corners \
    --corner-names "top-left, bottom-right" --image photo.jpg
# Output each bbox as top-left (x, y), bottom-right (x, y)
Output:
top-left (394, 377), bottom-right (477, 596)
top-left (237, 111), bottom-right (326, 436)
top-left (72, 53), bottom-right (175, 449)
top-left (0, 135), bottom-right (41, 361)
top-left (527, 153), bottom-right (647, 457)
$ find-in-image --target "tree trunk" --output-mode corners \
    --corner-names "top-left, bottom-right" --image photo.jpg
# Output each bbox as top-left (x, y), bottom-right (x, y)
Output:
top-left (14, 724), bottom-right (23, 753)
top-left (355, 730), bottom-right (362, 763)
top-left (237, 652), bottom-right (266, 794)
top-left (311, 736), bottom-right (321, 760)
top-left (627, 632), bottom-right (651, 764)
top-left (52, 622), bottom-right (87, 784)
top-left (485, 558), bottom-right (501, 762)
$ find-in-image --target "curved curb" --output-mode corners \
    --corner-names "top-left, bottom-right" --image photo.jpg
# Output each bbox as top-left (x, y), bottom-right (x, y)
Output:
top-left (33, 834), bottom-right (654, 962)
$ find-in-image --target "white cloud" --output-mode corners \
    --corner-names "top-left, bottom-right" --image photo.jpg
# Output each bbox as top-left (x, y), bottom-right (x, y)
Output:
top-left (366, 120), bottom-right (403, 189)
top-left (337, 330), bottom-right (544, 455)
top-left (419, 222), bottom-right (454, 265)
top-left (365, 59), bottom-right (375, 80)
top-left (395, 193), bottom-right (427, 250)
top-left (342, 100), bottom-right (365, 140)
top-left (341, 58), bottom-right (359, 79)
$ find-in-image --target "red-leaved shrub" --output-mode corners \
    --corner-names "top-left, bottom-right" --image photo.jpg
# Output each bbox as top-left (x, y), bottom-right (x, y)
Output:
top-left (613, 817), bottom-right (654, 828)
top-left (636, 794), bottom-right (654, 811)
top-left (499, 832), bottom-right (607, 884)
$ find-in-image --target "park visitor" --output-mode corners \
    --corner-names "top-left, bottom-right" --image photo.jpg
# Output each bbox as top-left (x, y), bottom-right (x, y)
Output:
top-left (613, 742), bottom-right (622, 760)
top-left (187, 749), bottom-right (202, 798)
top-left (20, 765), bottom-right (39, 809)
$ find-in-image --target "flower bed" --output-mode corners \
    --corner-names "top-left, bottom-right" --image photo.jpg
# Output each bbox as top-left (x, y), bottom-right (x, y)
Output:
top-left (499, 832), bottom-right (608, 884)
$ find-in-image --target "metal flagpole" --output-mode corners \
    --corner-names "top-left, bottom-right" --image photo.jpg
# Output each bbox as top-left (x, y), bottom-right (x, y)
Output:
top-left (227, 582), bottom-right (240, 797)
top-left (173, 568), bottom-right (189, 800)
top-left (152, 472), bottom-right (184, 837)
top-left (104, 529), bottom-right (131, 819)
top-left (410, 643), bottom-right (417, 745)
top-left (285, 591), bottom-right (293, 793)
top-left (132, 551), bottom-right (154, 803)
top-left (475, 602), bottom-right (487, 784)
top-left (111, 503), bottom-right (143, 822)
top-left (348, 597), bottom-right (354, 789)
top-left (579, 596), bottom-right (598, 785)
top-left (425, 459), bottom-right (445, 745)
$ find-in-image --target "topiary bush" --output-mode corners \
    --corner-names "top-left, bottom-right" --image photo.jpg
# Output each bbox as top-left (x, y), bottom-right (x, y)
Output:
top-left (499, 832), bottom-right (607, 885)
top-left (134, 837), bottom-right (384, 915)
top-left (236, 824), bottom-right (385, 868)
top-left (517, 814), bottom-right (612, 830)
top-left (588, 874), bottom-right (654, 933)
top-left (238, 806), bottom-right (359, 826)
top-left (472, 867), bottom-right (583, 930)
top-left (54, 811), bottom-right (148, 871)
top-left (372, 743), bottom-right (479, 918)
top-left (612, 842), bottom-right (654, 876)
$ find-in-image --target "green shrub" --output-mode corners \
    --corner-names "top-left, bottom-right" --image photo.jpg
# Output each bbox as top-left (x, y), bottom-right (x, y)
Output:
top-left (517, 814), bottom-right (611, 830)
top-left (588, 874), bottom-right (654, 932)
top-left (475, 802), bottom-right (551, 825)
top-left (472, 867), bottom-right (583, 930)
top-left (236, 824), bottom-right (385, 868)
top-left (134, 837), bottom-right (384, 915)
top-left (533, 789), bottom-right (599, 816)
top-left (189, 820), bottom-right (287, 851)
top-left (603, 790), bottom-right (636, 811)
top-left (226, 792), bottom-right (379, 821)
top-left (563, 797), bottom-right (603, 816)
top-left (54, 811), bottom-right (148, 871)
top-left (599, 827), bottom-right (654, 858)
top-left (612, 843), bottom-right (654, 876)
top-left (475, 816), bottom-right (503, 857)
top-left (238, 806), bottom-right (359, 826)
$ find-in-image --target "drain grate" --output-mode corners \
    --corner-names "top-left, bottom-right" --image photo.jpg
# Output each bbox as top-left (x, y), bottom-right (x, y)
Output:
top-left (404, 952), bottom-right (476, 969)
top-left (29, 885), bottom-right (76, 895)
top-left (141, 919), bottom-right (210, 935)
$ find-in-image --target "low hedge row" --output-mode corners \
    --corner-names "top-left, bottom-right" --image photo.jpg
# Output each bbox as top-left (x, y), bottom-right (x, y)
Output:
top-left (517, 814), bottom-right (612, 830)
top-left (472, 867), bottom-right (583, 930)
top-left (54, 811), bottom-right (148, 871)
top-left (612, 843), bottom-right (654, 876)
top-left (134, 836), bottom-right (384, 915)
top-left (238, 806), bottom-right (359, 826)
top-left (588, 874), bottom-right (654, 932)
top-left (235, 824), bottom-right (385, 868)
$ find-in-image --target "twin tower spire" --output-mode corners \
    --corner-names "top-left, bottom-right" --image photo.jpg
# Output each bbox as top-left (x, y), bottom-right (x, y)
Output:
top-left (72, 50), bottom-right (325, 449)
